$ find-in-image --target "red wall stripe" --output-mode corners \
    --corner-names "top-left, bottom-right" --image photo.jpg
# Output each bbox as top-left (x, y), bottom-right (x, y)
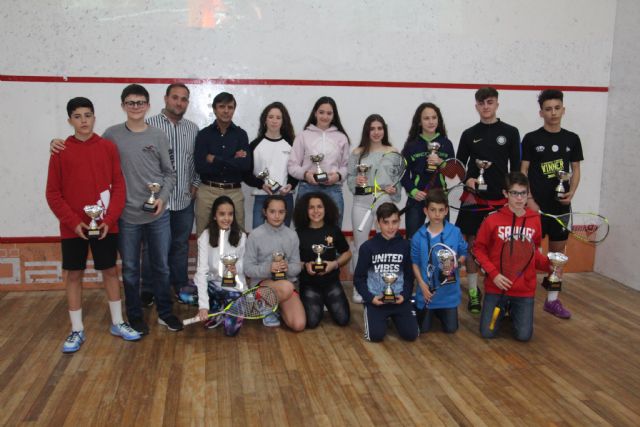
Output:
top-left (0, 74), bottom-right (608, 92)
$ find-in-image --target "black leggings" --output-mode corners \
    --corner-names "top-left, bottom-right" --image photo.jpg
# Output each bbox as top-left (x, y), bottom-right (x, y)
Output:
top-left (300, 280), bottom-right (350, 329)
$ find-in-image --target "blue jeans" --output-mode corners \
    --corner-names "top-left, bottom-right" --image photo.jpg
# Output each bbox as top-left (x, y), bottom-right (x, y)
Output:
top-left (252, 194), bottom-right (293, 229)
top-left (142, 201), bottom-right (194, 294)
top-left (404, 198), bottom-right (425, 240)
top-left (480, 293), bottom-right (535, 341)
top-left (417, 307), bottom-right (458, 333)
top-left (296, 182), bottom-right (344, 228)
top-left (119, 211), bottom-right (173, 320)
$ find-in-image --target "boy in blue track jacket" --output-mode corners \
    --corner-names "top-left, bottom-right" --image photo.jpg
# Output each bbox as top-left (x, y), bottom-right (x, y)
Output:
top-left (354, 203), bottom-right (419, 342)
top-left (412, 189), bottom-right (468, 333)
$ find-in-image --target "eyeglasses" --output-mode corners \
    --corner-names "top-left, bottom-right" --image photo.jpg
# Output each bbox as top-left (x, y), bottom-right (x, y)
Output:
top-left (507, 190), bottom-right (528, 198)
top-left (123, 100), bottom-right (148, 108)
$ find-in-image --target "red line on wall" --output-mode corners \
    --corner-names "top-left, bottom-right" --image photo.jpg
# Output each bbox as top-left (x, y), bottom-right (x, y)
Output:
top-left (0, 74), bottom-right (608, 92)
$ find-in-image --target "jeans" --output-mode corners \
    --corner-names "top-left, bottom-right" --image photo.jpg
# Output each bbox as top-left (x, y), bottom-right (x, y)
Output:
top-left (119, 211), bottom-right (173, 320)
top-left (479, 293), bottom-right (535, 341)
top-left (417, 307), bottom-right (458, 333)
top-left (296, 182), bottom-right (344, 228)
top-left (404, 198), bottom-right (425, 241)
top-left (252, 194), bottom-right (293, 229)
top-left (142, 201), bottom-right (195, 294)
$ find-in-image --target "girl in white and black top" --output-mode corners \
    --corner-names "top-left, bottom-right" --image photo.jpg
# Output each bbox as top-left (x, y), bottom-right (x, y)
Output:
top-left (244, 102), bottom-right (298, 229)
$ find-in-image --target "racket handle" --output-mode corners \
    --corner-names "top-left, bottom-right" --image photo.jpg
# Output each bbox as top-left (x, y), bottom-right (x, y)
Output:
top-left (357, 210), bottom-right (372, 232)
top-left (489, 306), bottom-right (501, 331)
top-left (183, 315), bottom-right (202, 326)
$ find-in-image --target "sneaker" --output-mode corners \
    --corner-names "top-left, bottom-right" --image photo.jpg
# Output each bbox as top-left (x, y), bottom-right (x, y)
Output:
top-left (62, 330), bottom-right (85, 353)
top-left (352, 288), bottom-right (364, 304)
top-left (204, 316), bottom-right (224, 329)
top-left (110, 322), bottom-right (142, 341)
top-left (141, 291), bottom-right (154, 308)
top-left (262, 313), bottom-right (281, 328)
top-left (543, 299), bottom-right (572, 319)
top-left (468, 288), bottom-right (482, 314)
top-left (158, 314), bottom-right (184, 331)
top-left (129, 317), bottom-right (150, 335)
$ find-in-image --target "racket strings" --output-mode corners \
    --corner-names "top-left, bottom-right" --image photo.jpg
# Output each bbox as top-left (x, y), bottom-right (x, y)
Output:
top-left (564, 213), bottom-right (609, 243)
top-left (500, 237), bottom-right (535, 281)
top-left (227, 287), bottom-right (277, 318)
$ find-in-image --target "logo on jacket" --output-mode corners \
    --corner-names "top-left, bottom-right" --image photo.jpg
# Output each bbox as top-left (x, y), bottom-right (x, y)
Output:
top-left (552, 145), bottom-right (559, 152)
top-left (535, 145), bottom-right (545, 152)
top-left (496, 136), bottom-right (507, 145)
top-left (473, 138), bottom-right (482, 143)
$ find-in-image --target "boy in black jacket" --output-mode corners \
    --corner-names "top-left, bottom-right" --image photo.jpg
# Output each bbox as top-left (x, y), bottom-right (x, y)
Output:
top-left (354, 203), bottom-right (419, 342)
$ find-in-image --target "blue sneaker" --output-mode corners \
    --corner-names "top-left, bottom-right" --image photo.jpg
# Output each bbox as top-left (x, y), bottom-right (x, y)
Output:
top-left (110, 322), bottom-right (142, 341)
top-left (262, 313), bottom-right (281, 328)
top-left (62, 330), bottom-right (85, 353)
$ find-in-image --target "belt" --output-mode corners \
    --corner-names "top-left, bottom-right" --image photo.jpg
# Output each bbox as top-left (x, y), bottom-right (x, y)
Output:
top-left (202, 180), bottom-right (241, 189)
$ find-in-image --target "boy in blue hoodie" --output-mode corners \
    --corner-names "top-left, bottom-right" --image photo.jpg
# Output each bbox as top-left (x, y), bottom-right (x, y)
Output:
top-left (354, 203), bottom-right (419, 342)
top-left (411, 189), bottom-right (468, 333)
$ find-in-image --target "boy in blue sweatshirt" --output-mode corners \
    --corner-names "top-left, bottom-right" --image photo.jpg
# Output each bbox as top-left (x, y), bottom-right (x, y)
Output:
top-left (354, 202), bottom-right (419, 342)
top-left (411, 189), bottom-right (468, 333)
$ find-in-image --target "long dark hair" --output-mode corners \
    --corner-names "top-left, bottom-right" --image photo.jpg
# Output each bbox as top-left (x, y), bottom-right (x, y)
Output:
top-left (256, 102), bottom-right (295, 144)
top-left (293, 192), bottom-right (339, 230)
top-left (207, 196), bottom-right (242, 247)
top-left (357, 114), bottom-right (392, 163)
top-left (302, 96), bottom-right (350, 143)
top-left (403, 103), bottom-right (448, 154)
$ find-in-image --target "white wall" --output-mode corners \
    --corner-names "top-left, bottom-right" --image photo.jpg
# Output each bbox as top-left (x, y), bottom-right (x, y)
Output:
top-left (595, 0), bottom-right (640, 290)
top-left (0, 1), bottom-right (617, 236)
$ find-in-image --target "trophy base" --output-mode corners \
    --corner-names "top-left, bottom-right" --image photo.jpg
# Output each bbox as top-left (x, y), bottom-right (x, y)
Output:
top-left (475, 183), bottom-right (487, 192)
top-left (314, 173), bottom-right (328, 183)
top-left (312, 262), bottom-right (326, 273)
top-left (438, 273), bottom-right (456, 285)
top-left (272, 271), bottom-right (286, 281)
top-left (355, 186), bottom-right (372, 196)
top-left (555, 192), bottom-right (565, 201)
top-left (381, 293), bottom-right (397, 304)
top-left (142, 202), bottom-right (156, 212)
top-left (222, 277), bottom-right (236, 287)
top-left (269, 184), bottom-right (282, 193)
top-left (427, 164), bottom-right (438, 172)
top-left (541, 276), bottom-right (562, 291)
top-left (87, 229), bottom-right (100, 239)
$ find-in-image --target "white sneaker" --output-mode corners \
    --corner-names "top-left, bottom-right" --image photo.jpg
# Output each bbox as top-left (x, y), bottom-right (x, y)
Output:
top-left (352, 288), bottom-right (363, 304)
top-left (262, 313), bottom-right (281, 327)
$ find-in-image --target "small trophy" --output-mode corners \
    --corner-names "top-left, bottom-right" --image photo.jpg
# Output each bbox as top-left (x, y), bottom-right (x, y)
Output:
top-left (381, 272), bottom-right (398, 304)
top-left (271, 251), bottom-right (286, 281)
top-left (355, 164), bottom-right (372, 195)
top-left (311, 244), bottom-right (327, 273)
top-left (310, 154), bottom-right (328, 183)
top-left (555, 171), bottom-right (572, 200)
top-left (475, 160), bottom-right (493, 192)
top-left (437, 249), bottom-right (456, 285)
top-left (83, 205), bottom-right (104, 239)
top-left (142, 182), bottom-right (161, 212)
top-left (543, 252), bottom-right (569, 291)
top-left (427, 141), bottom-right (441, 171)
top-left (221, 254), bottom-right (239, 287)
top-left (257, 168), bottom-right (282, 193)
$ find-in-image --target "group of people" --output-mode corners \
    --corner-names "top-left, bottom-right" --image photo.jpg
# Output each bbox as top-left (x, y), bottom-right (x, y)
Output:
top-left (46, 83), bottom-right (582, 353)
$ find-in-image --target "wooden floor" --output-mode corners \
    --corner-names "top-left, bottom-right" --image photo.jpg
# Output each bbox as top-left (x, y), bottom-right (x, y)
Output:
top-left (1, 273), bottom-right (639, 426)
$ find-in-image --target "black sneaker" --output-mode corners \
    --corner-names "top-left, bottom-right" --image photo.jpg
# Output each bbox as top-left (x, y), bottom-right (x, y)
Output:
top-left (141, 291), bottom-right (154, 308)
top-left (129, 317), bottom-right (149, 335)
top-left (158, 314), bottom-right (183, 332)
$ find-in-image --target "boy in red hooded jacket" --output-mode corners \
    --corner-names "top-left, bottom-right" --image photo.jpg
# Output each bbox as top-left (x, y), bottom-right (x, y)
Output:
top-left (473, 171), bottom-right (551, 341)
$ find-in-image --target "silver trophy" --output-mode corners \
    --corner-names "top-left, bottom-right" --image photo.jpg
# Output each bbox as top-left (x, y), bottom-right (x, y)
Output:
top-left (142, 182), bottom-right (161, 212)
top-left (427, 141), bottom-right (441, 171)
top-left (355, 164), bottom-right (372, 195)
top-left (310, 154), bottom-right (328, 183)
top-left (437, 249), bottom-right (456, 285)
top-left (555, 171), bottom-right (572, 200)
top-left (311, 244), bottom-right (327, 273)
top-left (271, 251), bottom-right (286, 281)
top-left (221, 254), bottom-right (239, 287)
top-left (546, 252), bottom-right (569, 292)
top-left (381, 272), bottom-right (398, 304)
top-left (257, 168), bottom-right (282, 193)
top-left (475, 160), bottom-right (493, 192)
top-left (83, 205), bottom-right (104, 239)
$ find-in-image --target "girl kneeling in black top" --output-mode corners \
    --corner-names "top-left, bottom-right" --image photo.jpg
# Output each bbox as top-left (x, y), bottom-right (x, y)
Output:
top-left (294, 192), bottom-right (352, 328)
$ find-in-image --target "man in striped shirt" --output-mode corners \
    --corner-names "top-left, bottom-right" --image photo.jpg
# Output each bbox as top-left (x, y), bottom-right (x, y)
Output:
top-left (142, 84), bottom-right (200, 304)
